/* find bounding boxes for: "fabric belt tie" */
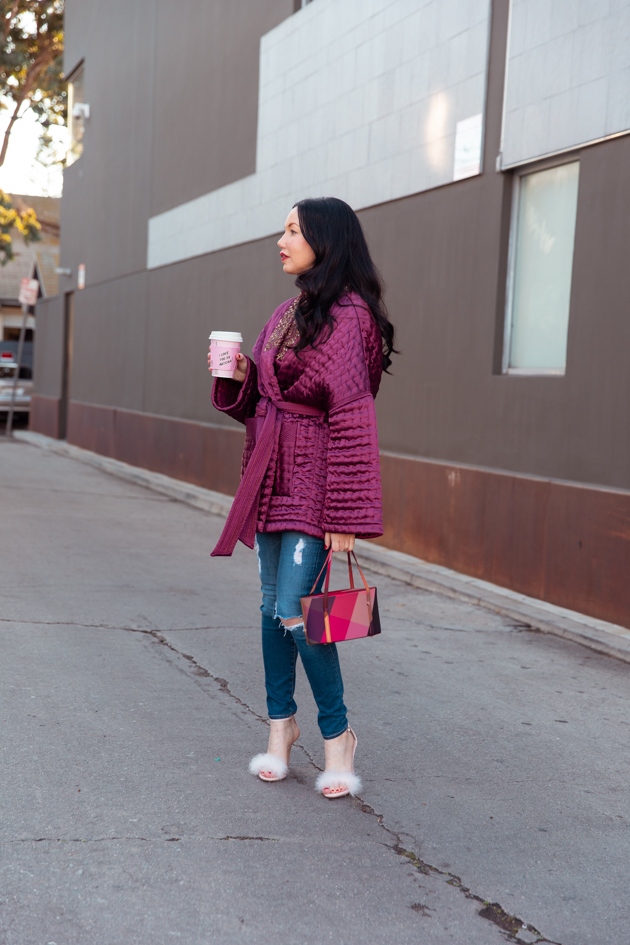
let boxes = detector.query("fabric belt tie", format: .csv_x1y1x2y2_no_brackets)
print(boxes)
211,396,326,557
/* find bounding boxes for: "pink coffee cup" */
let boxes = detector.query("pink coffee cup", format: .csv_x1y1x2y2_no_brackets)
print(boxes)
209,331,243,378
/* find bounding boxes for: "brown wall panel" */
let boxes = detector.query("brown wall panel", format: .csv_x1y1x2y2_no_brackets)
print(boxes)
150,0,293,216
69,272,149,411
61,0,293,288
66,236,295,426
30,394,60,439
377,452,630,629
67,401,244,496
33,295,64,398
61,0,157,286
360,139,630,492
143,239,296,424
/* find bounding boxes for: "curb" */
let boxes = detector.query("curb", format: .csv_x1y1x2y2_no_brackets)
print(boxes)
14,430,233,518
15,429,630,665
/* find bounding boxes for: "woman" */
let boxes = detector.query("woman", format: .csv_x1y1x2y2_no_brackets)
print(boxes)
209,197,394,798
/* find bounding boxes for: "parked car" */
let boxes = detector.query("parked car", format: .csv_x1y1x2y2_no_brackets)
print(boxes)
0,351,32,415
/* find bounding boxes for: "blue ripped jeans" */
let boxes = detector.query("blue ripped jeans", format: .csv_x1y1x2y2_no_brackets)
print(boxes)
255,531,348,740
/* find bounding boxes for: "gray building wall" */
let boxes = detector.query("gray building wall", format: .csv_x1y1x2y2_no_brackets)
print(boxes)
501,0,630,167
52,0,630,488
60,0,293,286
33,295,64,399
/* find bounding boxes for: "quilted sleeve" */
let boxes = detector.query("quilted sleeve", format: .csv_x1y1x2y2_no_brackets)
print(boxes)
211,356,260,424
321,309,383,538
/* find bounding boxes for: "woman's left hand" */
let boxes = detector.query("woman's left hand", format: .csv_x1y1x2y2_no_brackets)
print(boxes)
324,532,355,553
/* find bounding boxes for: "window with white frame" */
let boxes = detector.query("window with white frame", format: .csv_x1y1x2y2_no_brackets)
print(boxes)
66,64,86,166
503,161,580,375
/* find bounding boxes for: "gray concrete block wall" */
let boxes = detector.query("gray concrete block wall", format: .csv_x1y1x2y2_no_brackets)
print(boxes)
502,0,630,167
148,0,491,268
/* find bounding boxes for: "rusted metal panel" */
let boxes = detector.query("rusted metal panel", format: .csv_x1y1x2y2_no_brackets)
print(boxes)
67,401,115,458
544,482,630,625
378,452,630,629
67,400,244,497
30,394,60,439
113,406,244,496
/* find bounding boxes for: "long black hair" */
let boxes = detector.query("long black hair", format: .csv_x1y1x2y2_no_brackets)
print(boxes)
291,197,396,372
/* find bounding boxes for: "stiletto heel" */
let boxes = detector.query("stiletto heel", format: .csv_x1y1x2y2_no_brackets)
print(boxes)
249,716,299,782
316,727,361,798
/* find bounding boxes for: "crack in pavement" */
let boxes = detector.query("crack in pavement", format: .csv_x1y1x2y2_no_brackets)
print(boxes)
0,618,253,631
389,841,560,944
143,629,272,725
128,626,563,945
0,618,155,630
5,836,279,843
6,837,150,843
0,615,565,943
0,616,561,939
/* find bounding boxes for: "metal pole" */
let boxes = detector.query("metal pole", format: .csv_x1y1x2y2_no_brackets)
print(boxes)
5,302,28,437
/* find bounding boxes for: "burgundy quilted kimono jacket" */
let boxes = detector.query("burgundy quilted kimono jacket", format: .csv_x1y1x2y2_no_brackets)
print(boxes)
211,292,383,555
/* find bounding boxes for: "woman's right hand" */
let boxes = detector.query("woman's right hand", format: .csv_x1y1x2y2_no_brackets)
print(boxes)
231,352,248,383
207,349,248,383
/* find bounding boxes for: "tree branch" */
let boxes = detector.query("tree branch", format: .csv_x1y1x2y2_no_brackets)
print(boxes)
2,0,21,44
0,41,57,168
0,97,26,168
0,1,65,168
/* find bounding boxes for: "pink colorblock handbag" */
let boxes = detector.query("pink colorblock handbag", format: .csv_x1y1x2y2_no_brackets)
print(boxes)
301,550,381,645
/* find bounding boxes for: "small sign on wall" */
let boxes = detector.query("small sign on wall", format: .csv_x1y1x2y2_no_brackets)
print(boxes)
453,114,483,181
18,277,39,306
78,263,86,289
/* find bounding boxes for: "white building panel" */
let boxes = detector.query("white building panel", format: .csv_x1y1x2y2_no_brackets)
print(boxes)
148,0,490,269
501,0,630,168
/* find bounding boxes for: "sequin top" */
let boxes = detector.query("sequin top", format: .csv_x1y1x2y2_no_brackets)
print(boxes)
264,297,301,363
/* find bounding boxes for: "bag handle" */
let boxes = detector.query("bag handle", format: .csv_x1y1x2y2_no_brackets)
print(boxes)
307,549,374,642
309,549,371,602
309,549,334,596
308,549,370,595
349,550,370,596
349,550,373,628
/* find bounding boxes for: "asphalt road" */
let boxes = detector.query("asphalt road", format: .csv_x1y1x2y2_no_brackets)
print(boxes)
1,438,628,945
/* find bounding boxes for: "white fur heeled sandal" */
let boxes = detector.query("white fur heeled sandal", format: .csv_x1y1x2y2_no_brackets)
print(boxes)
250,716,299,782
316,727,361,799
249,752,289,782
315,768,362,798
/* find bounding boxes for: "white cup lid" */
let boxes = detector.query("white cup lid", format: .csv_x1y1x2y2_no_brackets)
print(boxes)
209,331,243,342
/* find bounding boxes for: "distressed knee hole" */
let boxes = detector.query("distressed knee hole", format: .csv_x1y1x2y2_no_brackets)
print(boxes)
293,538,305,565
279,615,304,632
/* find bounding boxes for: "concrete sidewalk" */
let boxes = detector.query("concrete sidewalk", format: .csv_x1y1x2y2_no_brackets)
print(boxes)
2,436,629,945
